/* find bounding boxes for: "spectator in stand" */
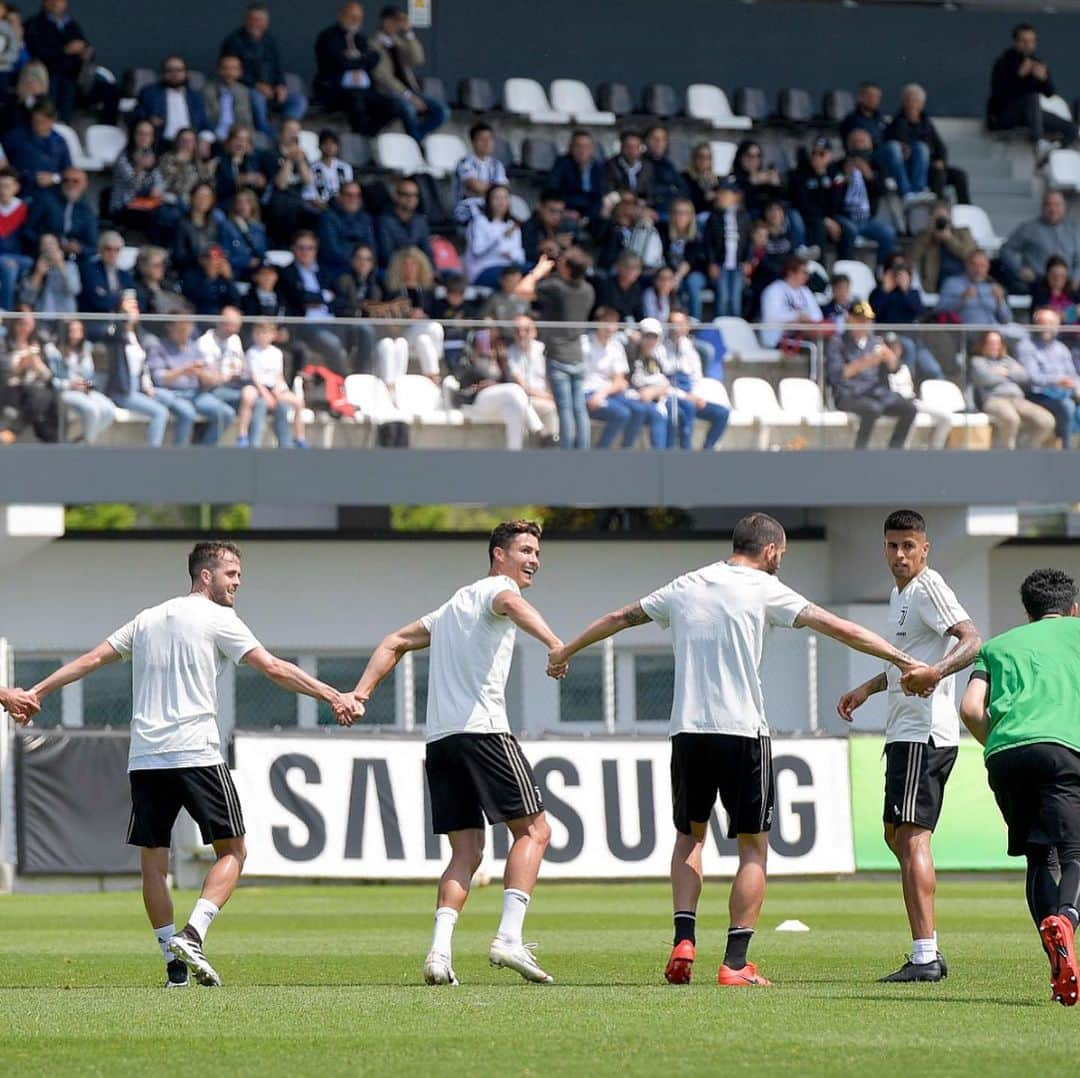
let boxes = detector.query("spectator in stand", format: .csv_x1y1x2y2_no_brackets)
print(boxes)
595,190,662,273
78,230,132,316
147,316,237,445
276,229,336,317
238,319,306,447
136,55,210,145
515,249,594,449
45,317,115,442
383,243,434,314
837,128,896,260
506,313,558,441
789,137,848,259
869,254,943,385
219,187,268,280
241,259,284,318
605,131,655,204
196,304,260,428
304,130,353,209
2,99,70,200
5,61,49,131
840,80,891,176
481,265,529,336
704,177,751,319
758,254,824,348
332,241,380,366
316,180,374,281
371,4,448,145
682,142,720,216
133,244,190,315
643,264,679,323
937,248,1010,324
464,183,524,288
662,196,707,320
214,123,270,206
760,200,800,275
431,275,470,374
886,84,970,205
376,175,432,268
203,53,254,144
988,22,1078,150
733,139,792,226
172,181,223,296
821,273,853,325
743,218,773,318
188,244,241,315
1032,255,1080,319
826,300,917,450
909,198,976,293
522,191,575,265
1001,191,1080,295
0,313,58,442
881,333,953,450
627,318,680,449
644,125,687,220
583,306,648,449
108,120,164,233
1018,307,1080,449
594,250,645,323
219,3,307,138
969,328,1056,449
19,230,79,312
547,130,605,224
314,2,387,136
23,0,118,123
453,122,507,225
264,118,316,248
666,310,730,450
0,169,31,311
157,128,217,238
0,5,25,99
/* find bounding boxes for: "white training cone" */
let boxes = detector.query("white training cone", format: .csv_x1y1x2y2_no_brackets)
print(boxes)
775,919,810,932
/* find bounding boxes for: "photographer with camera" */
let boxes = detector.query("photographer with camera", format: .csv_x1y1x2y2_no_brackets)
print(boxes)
870,255,944,387
910,199,976,294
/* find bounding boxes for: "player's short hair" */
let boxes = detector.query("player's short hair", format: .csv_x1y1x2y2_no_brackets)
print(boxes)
883,509,926,535
1020,568,1077,620
731,513,786,556
488,520,542,564
188,540,242,581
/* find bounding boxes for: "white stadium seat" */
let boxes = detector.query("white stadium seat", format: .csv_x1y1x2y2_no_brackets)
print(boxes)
918,379,990,430
950,205,1004,256
393,374,464,427
686,84,752,130
549,79,615,125
713,317,782,363
83,124,127,168
708,140,738,176
831,259,877,303
53,123,100,172
298,129,319,161
503,78,570,124
1041,94,1074,123
344,374,408,426
117,246,139,272
264,249,294,268
423,132,468,178
778,378,849,428
375,132,434,175
1045,149,1080,192
731,376,801,449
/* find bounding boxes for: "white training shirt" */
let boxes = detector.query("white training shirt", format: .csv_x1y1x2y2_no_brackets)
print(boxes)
246,344,286,389
107,594,261,770
639,561,809,738
884,567,969,747
420,574,520,742
582,333,630,395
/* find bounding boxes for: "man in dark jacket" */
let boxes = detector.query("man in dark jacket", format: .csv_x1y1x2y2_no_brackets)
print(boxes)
547,130,606,223
25,167,97,263
275,231,336,317
23,0,119,123
987,22,1077,146
868,255,943,386
604,131,655,205
375,176,432,268
644,125,687,220
316,181,375,280
840,82,888,150
314,1,395,135
2,101,71,202
836,129,896,260
79,231,134,319
136,56,210,145
522,191,576,264
789,137,848,257
219,2,307,136
883,84,969,204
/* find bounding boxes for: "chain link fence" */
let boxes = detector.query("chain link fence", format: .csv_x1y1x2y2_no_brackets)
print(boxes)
235,656,298,730
633,651,675,725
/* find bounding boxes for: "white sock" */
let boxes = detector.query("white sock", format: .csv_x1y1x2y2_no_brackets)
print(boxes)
496,888,530,944
154,922,175,961
912,937,937,965
431,907,458,958
188,898,220,943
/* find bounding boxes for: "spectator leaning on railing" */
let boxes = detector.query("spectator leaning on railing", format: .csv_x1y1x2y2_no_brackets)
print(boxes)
1017,307,1080,450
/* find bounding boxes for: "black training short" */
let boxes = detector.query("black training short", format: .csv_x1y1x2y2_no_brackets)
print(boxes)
882,739,957,831
424,732,543,834
986,741,1080,857
670,732,773,838
127,763,246,848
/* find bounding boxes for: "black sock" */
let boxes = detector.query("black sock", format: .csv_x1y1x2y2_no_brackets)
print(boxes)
1026,846,1058,929
673,910,696,946
182,923,203,945
723,926,754,970
1057,858,1080,928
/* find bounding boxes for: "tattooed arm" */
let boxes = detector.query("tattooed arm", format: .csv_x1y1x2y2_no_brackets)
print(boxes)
546,602,652,678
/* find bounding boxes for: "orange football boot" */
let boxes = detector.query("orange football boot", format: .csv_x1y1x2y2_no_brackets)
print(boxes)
664,940,695,984
717,961,772,986
1039,914,1079,1007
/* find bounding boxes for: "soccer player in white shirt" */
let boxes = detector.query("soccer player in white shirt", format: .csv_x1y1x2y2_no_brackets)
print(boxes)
18,542,358,988
837,509,981,982
344,521,563,987
548,513,928,987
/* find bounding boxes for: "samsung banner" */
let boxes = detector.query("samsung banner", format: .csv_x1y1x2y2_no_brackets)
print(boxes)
233,736,855,879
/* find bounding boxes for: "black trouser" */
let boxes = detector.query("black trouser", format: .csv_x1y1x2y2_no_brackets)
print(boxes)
0,382,59,442
52,73,120,126
996,95,1078,144
837,391,918,449
930,163,970,206
326,87,399,136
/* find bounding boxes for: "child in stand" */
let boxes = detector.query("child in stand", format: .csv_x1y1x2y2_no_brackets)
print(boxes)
821,273,853,327
304,129,354,210
238,321,308,448
433,275,473,374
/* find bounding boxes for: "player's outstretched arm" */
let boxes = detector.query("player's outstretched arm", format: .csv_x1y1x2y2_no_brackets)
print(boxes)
837,672,888,723
959,674,990,745
351,620,431,723
547,602,651,677
0,686,41,725
493,592,563,654
900,620,982,697
795,604,923,672
244,647,359,725
29,642,122,710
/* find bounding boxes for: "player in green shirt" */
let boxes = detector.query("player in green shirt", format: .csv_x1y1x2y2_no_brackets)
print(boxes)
960,568,1080,1007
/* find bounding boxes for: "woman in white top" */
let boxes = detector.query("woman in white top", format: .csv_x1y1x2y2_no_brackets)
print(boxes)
505,314,557,437
237,321,307,448
45,318,117,443
464,184,525,288
582,306,651,449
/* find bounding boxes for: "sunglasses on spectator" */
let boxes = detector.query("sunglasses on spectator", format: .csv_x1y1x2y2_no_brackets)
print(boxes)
356,254,374,261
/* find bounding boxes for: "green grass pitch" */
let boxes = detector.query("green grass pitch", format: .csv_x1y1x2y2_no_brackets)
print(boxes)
1,878,1076,1075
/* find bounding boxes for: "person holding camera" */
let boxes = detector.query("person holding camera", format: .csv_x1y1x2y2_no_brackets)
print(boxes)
869,255,944,386
19,231,80,313
910,199,976,294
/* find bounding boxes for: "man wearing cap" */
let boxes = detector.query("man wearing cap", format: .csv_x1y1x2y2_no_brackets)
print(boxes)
825,301,918,449
790,137,848,258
